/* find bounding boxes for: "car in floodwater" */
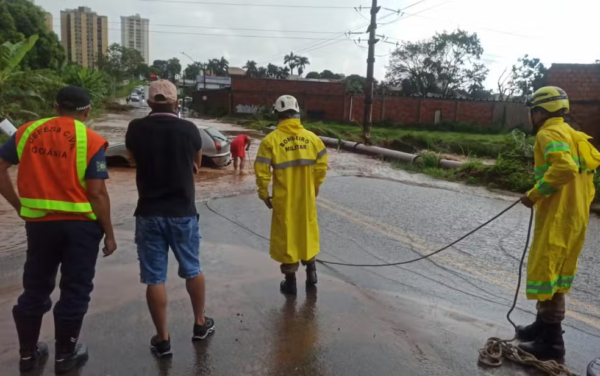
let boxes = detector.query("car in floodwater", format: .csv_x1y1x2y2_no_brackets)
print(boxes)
105,126,232,168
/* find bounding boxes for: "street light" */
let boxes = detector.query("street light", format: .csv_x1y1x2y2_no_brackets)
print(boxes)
181,51,206,90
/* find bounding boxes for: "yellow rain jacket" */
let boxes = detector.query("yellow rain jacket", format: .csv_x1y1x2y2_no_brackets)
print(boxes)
254,118,328,264
526,117,596,301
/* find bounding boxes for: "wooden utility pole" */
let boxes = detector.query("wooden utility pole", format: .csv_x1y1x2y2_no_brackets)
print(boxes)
362,0,380,144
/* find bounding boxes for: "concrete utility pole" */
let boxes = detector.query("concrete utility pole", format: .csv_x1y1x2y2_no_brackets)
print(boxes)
363,0,380,144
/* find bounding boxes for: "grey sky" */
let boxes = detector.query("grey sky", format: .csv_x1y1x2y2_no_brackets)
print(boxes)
39,0,598,88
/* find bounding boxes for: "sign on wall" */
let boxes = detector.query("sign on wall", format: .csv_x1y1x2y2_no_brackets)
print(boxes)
236,104,264,114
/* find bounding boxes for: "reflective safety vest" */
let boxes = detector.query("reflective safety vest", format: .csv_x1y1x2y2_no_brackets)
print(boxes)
15,117,108,220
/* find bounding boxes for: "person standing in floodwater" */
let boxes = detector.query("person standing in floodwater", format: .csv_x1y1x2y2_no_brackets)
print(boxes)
254,95,328,295
231,134,251,173
0,86,116,374
126,79,215,358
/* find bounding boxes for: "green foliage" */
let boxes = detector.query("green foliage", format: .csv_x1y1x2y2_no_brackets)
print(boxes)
62,67,111,104
386,29,488,98
0,34,56,123
0,0,65,70
184,62,203,80
97,44,145,82
305,71,321,79
417,151,441,169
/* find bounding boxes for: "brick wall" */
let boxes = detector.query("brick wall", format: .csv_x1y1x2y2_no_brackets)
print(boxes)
231,76,347,121
349,95,524,128
547,64,600,141
191,76,528,128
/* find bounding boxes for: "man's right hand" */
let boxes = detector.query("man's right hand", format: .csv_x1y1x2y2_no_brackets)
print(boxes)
103,235,117,257
263,198,273,210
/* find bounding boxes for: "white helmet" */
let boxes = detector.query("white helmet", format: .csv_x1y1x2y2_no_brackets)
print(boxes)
273,95,300,113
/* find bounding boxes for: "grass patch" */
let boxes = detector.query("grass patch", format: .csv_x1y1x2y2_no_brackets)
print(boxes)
236,118,517,159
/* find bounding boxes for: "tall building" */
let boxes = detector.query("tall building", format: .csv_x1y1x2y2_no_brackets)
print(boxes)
60,7,108,68
44,12,53,32
121,14,149,64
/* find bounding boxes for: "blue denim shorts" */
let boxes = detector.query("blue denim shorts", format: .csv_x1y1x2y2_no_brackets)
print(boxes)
135,216,202,285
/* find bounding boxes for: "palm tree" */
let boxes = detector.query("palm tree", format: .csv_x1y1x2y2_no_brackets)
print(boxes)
206,59,219,76
257,67,268,78
267,63,279,78
295,56,310,76
284,52,297,75
244,60,258,77
217,57,229,76
277,66,290,80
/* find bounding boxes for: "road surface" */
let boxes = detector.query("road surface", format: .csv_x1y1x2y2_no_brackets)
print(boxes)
0,111,598,375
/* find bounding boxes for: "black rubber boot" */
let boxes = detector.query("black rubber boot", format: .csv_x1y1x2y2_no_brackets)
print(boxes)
588,357,600,376
516,314,544,342
518,322,565,363
280,273,297,296
13,308,46,373
306,262,318,287
55,343,89,375
19,342,49,373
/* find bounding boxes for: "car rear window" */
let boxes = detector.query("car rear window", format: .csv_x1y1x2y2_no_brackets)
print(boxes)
204,127,228,142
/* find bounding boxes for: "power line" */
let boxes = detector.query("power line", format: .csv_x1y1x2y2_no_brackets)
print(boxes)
106,28,349,41
139,0,364,9
53,18,342,34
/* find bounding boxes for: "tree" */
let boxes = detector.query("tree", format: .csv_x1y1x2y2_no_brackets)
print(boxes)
184,62,204,80
284,52,297,75
267,63,279,78
257,66,268,78
0,34,56,121
97,44,145,82
63,66,110,104
295,56,310,76
151,60,169,79
306,71,321,79
345,74,367,94
386,29,489,98
244,60,258,77
510,55,547,98
216,56,229,76
166,58,182,81
320,70,344,80
0,1,65,70
276,66,290,79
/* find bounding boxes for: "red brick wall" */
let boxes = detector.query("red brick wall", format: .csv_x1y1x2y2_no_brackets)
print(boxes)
458,102,495,125
350,96,498,126
547,64,600,101
192,76,520,127
230,76,346,121
547,64,600,141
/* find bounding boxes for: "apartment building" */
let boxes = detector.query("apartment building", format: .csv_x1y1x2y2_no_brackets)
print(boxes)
121,14,150,63
60,7,108,68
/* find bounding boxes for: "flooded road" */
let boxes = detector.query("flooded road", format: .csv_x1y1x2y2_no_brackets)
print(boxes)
0,110,598,375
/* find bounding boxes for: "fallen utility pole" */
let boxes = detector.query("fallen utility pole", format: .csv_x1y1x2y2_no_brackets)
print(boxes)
362,0,380,145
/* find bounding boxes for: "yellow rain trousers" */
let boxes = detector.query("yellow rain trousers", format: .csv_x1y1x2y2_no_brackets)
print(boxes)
526,117,596,301
254,119,328,264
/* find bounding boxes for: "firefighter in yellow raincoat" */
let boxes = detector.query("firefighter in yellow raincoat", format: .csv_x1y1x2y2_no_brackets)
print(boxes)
517,86,597,362
254,95,328,295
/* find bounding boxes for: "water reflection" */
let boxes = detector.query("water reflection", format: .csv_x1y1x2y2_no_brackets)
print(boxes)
270,288,322,375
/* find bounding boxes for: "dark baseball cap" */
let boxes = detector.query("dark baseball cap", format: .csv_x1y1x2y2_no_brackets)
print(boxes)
55,86,91,111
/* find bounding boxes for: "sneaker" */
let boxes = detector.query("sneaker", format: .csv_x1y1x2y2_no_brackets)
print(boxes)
150,336,172,358
55,343,89,375
19,342,49,373
192,318,216,341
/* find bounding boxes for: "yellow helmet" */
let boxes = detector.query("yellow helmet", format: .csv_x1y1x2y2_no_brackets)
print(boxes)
526,86,570,114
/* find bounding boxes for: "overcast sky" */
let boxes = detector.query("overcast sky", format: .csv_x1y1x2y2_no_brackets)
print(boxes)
39,0,598,89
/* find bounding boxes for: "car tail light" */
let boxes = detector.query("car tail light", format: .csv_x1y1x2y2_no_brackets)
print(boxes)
214,141,222,152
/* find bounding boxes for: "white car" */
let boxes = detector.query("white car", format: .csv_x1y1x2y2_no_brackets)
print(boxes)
105,126,232,168
129,93,140,102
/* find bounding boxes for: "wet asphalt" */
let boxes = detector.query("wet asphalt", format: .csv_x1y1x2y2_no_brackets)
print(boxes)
0,113,598,375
